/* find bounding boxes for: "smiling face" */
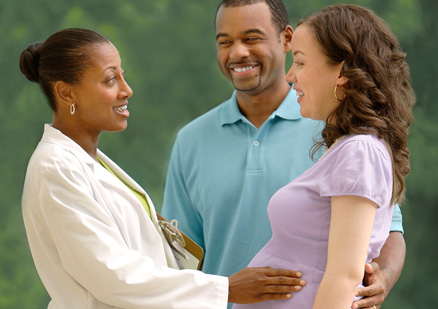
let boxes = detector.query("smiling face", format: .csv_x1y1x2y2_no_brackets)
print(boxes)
286,25,345,122
215,3,290,96
70,42,133,135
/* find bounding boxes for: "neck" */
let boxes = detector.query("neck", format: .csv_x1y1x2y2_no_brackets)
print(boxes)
236,82,291,128
52,115,100,162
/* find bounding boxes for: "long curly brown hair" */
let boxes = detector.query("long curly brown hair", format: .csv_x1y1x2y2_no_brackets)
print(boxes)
300,4,415,204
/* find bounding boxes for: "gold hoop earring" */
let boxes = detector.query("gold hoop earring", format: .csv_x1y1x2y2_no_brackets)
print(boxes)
334,84,346,102
70,104,75,115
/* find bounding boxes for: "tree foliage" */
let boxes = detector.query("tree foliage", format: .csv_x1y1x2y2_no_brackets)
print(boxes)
0,0,436,307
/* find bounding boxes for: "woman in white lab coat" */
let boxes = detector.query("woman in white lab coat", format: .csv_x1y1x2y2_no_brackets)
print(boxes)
19,28,304,309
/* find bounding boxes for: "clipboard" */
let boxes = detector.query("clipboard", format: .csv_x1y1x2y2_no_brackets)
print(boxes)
157,213,204,270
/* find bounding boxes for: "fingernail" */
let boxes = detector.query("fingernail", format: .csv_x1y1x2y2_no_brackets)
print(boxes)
296,272,302,277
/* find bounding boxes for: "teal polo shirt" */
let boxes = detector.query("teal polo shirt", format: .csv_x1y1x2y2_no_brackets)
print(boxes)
162,88,403,279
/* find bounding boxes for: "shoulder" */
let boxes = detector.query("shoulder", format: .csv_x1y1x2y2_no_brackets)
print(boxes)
319,134,393,206
23,141,92,208
328,134,393,185
28,125,90,171
175,100,229,141
339,134,391,161
29,141,79,170
26,130,93,183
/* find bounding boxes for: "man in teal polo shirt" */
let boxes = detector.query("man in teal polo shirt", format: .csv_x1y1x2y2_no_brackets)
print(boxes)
162,1,405,308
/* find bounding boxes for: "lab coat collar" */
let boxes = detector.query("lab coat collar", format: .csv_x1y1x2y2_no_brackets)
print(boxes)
41,124,96,166
40,124,160,223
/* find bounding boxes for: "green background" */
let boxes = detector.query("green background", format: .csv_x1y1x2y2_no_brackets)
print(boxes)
1,0,437,307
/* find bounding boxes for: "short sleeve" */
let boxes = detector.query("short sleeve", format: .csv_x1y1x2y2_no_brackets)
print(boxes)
319,138,393,208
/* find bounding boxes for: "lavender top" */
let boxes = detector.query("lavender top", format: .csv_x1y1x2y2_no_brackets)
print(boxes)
233,134,394,309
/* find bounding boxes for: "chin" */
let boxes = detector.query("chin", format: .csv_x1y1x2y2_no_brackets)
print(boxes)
108,123,128,133
118,124,128,132
299,110,309,119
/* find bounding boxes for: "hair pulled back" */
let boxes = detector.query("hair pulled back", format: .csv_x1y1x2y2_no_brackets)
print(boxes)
19,28,110,111
301,5,415,204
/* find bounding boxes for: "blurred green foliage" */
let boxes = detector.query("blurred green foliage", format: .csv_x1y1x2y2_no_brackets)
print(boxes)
0,0,436,307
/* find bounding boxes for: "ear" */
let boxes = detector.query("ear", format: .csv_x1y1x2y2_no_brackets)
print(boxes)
54,81,74,106
336,61,349,86
282,25,293,53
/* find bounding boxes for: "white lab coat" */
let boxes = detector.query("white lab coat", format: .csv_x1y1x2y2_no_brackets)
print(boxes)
22,124,228,309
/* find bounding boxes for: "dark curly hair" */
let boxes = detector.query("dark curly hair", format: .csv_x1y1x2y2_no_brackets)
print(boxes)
300,4,415,204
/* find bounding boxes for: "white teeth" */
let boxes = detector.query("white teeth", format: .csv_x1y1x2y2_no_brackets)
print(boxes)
233,66,254,72
115,105,127,112
296,91,304,97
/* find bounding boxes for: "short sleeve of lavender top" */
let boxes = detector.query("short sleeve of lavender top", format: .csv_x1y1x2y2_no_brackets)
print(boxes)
318,134,393,207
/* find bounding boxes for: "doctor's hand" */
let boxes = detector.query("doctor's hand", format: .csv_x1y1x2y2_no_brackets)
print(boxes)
228,267,306,304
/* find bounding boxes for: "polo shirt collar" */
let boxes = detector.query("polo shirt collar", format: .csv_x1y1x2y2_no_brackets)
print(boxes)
273,86,303,120
219,91,242,125
219,87,302,126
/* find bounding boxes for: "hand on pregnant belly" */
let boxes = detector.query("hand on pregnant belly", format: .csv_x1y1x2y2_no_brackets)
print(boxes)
228,266,306,304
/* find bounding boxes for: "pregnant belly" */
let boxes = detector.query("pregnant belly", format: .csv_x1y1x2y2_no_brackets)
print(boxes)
233,251,325,309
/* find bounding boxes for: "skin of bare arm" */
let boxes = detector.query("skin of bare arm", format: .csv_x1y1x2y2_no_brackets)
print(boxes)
313,195,377,309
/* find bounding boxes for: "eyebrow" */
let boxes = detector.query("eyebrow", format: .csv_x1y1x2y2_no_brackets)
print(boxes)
216,28,265,41
102,66,118,73
101,66,121,77
293,50,305,56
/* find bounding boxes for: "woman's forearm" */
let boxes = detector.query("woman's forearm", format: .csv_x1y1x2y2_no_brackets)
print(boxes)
315,195,377,308
314,270,363,308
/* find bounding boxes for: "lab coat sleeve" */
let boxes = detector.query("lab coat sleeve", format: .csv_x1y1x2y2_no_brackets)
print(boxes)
36,156,228,308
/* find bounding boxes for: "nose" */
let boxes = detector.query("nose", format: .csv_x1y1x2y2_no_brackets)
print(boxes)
121,77,133,99
229,41,250,60
285,64,296,84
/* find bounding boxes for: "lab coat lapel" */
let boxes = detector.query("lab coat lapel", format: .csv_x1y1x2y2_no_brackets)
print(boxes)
95,150,180,269
95,151,157,217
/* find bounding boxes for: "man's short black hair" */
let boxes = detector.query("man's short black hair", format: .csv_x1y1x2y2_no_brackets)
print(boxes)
216,0,289,33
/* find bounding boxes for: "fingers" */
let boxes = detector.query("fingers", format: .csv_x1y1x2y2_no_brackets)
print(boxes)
355,282,384,297
262,284,302,295
256,292,293,302
263,274,306,287
228,267,306,304
264,267,303,278
266,278,306,290
261,267,306,291
352,294,383,309
353,286,384,309
257,268,306,300
365,262,380,274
